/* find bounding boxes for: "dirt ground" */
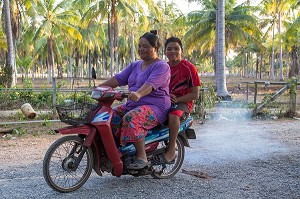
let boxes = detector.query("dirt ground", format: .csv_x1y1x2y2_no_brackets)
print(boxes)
0,114,299,198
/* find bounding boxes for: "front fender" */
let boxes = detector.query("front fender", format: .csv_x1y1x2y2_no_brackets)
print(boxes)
55,125,104,176
54,125,91,135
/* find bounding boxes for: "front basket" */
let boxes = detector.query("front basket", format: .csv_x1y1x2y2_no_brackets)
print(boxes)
56,102,99,126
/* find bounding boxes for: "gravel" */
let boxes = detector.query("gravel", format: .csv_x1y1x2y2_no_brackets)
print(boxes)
0,118,299,199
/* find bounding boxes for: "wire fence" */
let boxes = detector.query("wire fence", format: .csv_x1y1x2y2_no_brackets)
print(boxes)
0,78,299,125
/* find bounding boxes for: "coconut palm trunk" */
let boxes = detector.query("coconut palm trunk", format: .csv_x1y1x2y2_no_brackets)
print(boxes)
270,21,276,81
216,0,229,99
3,0,16,87
278,11,284,81
130,33,135,62
47,34,55,82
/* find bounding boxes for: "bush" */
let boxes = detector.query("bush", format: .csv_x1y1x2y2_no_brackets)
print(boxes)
0,65,12,88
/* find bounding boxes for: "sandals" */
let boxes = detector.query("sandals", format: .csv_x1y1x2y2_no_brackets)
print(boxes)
127,158,149,170
152,154,176,165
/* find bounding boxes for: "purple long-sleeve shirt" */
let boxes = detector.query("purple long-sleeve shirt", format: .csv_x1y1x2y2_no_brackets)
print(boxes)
115,60,171,123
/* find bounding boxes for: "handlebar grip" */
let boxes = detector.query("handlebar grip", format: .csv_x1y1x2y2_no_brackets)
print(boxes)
122,93,129,98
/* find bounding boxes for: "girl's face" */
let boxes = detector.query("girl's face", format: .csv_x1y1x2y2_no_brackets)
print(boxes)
138,38,157,61
165,42,182,62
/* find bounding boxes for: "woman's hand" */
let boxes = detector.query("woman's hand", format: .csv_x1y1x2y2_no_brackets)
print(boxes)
170,94,177,103
128,91,142,102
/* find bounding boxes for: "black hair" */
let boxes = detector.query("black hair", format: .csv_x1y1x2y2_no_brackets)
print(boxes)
164,36,183,51
140,30,161,50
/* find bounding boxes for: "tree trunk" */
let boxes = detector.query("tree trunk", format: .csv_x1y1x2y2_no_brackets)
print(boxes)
243,51,247,77
108,12,114,76
285,50,289,78
278,11,284,81
47,35,55,83
114,8,119,74
68,56,72,78
88,49,91,85
215,11,218,88
289,46,299,77
109,0,117,76
270,22,275,81
260,53,263,79
75,48,79,78
46,58,51,82
131,33,135,62
255,54,259,79
80,58,84,81
3,0,16,87
216,0,229,98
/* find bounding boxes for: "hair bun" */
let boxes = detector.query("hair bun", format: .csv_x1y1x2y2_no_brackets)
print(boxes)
150,30,158,36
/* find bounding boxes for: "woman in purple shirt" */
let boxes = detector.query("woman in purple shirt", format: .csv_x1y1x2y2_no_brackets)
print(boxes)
99,30,171,170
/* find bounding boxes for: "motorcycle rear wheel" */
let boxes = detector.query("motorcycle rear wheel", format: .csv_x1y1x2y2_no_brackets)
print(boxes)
150,136,185,179
43,135,93,193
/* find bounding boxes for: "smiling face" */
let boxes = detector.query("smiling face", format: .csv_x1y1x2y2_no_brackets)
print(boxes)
138,38,157,61
165,41,182,63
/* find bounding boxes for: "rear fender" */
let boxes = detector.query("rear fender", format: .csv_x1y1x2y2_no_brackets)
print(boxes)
178,127,196,147
178,133,190,147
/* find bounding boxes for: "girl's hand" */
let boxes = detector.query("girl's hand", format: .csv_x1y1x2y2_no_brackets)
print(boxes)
170,94,177,103
128,91,141,102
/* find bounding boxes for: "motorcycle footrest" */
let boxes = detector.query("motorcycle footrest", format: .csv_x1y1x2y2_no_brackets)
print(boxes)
185,128,196,139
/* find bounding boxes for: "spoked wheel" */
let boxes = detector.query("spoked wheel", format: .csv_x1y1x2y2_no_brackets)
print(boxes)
150,136,185,179
43,136,93,193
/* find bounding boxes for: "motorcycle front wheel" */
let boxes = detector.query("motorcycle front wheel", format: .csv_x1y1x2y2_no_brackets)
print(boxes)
43,135,93,193
150,136,185,179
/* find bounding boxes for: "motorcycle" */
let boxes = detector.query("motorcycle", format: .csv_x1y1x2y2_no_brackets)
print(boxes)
43,85,196,193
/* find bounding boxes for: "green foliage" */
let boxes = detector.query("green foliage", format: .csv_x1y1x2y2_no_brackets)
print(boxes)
0,65,12,88
8,111,26,120
42,118,51,127
288,77,297,95
200,83,217,108
36,90,52,105
0,78,94,110
18,78,34,102
247,102,256,109
192,83,217,119
12,127,27,136
57,79,68,89
8,89,19,100
47,130,56,135
262,93,272,103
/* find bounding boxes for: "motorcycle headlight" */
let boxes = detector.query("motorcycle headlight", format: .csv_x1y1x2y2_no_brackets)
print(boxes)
91,90,103,99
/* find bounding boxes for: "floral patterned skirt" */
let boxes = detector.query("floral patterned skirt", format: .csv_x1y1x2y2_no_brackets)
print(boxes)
111,104,159,146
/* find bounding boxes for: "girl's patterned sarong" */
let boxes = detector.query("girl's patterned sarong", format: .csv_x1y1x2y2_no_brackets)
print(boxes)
111,105,159,146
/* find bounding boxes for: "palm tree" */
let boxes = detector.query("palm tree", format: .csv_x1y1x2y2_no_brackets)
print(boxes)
147,0,185,57
285,0,300,77
75,0,150,76
185,0,260,97
111,0,155,74
3,0,16,87
32,0,82,82
259,0,292,81
215,0,229,98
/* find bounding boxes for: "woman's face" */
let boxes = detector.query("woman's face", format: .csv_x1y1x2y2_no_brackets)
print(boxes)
165,42,182,62
138,38,157,61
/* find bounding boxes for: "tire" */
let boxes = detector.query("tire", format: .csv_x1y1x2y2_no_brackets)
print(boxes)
43,135,93,193
150,136,185,179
